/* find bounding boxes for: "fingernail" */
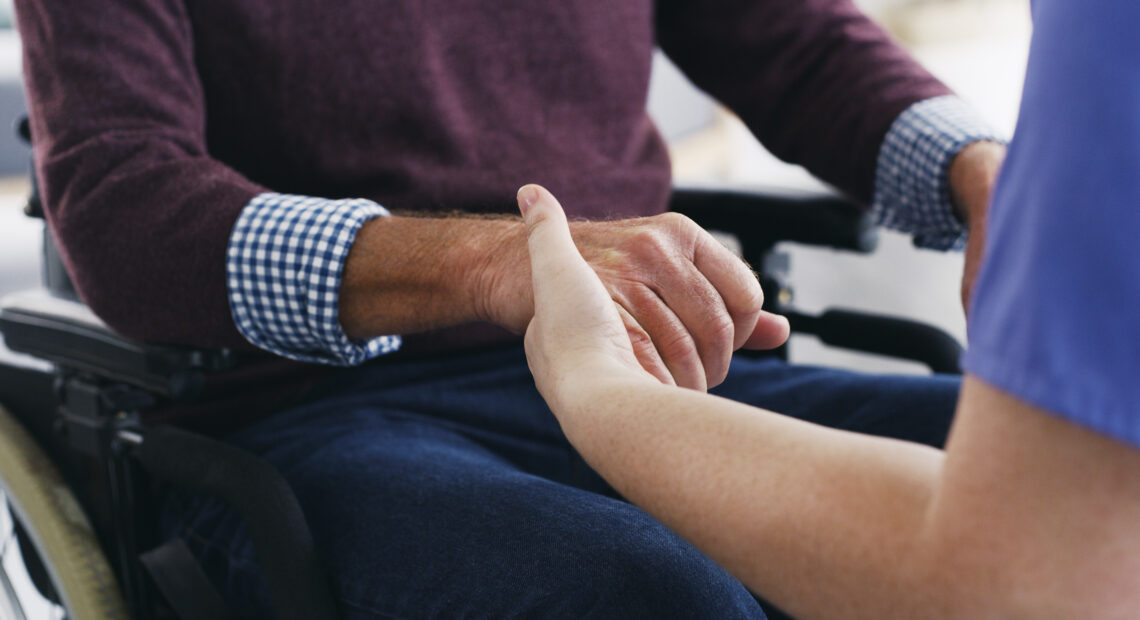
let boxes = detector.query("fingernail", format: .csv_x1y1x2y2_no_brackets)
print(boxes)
517,185,539,217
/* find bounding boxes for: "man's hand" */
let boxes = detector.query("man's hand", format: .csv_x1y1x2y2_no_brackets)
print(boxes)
948,141,1006,314
518,184,655,412
483,185,790,392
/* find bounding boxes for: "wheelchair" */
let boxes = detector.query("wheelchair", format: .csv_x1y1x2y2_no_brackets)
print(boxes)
0,118,962,620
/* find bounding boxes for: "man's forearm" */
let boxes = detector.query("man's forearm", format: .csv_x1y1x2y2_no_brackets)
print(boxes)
339,215,525,340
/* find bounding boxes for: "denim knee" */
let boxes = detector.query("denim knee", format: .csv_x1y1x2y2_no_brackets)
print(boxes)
531,521,766,619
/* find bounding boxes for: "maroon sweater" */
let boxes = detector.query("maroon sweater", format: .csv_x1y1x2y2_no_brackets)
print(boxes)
15,0,947,360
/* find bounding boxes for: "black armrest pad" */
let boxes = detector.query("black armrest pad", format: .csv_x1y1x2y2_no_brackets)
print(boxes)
0,290,234,400
788,309,963,374
669,186,878,254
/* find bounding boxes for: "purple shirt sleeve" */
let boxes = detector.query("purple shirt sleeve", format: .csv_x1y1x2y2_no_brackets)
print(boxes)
15,0,265,348
656,0,953,204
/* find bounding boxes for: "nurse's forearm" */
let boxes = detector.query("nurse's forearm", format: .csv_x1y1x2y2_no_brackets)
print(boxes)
558,374,1140,619
557,376,945,619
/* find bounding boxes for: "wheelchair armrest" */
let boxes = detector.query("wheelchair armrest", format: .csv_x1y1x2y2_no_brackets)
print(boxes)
669,186,878,255
788,309,963,374
0,290,235,400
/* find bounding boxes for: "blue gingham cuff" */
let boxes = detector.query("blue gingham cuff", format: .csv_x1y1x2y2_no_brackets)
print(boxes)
872,95,1007,251
226,193,401,365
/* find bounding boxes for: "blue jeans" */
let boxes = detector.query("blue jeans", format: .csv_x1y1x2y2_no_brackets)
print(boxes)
161,346,959,618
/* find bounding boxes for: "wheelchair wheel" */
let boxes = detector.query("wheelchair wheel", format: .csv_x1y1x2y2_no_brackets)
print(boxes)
0,404,127,620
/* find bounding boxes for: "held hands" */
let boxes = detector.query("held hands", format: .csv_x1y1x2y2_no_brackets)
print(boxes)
514,184,789,403
518,185,650,409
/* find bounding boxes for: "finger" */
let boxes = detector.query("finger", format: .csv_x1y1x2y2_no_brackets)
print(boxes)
517,184,621,333
614,302,676,387
743,311,791,350
648,264,733,387
618,286,707,391
692,230,767,350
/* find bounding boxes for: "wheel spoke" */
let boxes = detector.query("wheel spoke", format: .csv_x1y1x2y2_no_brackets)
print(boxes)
0,493,14,566
0,531,12,571
0,545,29,620
0,491,67,620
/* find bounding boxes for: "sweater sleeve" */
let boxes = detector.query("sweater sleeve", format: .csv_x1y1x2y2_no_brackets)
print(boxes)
15,0,266,348
655,0,952,204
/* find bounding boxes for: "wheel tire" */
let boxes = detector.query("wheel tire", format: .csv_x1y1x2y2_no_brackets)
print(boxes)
0,403,127,620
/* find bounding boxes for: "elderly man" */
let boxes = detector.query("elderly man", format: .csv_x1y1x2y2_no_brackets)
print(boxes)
16,0,1003,617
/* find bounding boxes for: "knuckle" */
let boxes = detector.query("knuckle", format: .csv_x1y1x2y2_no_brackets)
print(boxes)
617,238,678,281
702,319,734,381
740,281,766,314
706,313,736,346
657,330,698,365
625,324,655,350
658,211,693,229
629,227,672,254
658,213,699,244
526,210,551,231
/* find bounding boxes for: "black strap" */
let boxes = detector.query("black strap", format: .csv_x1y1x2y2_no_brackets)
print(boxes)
140,539,233,620
136,428,339,620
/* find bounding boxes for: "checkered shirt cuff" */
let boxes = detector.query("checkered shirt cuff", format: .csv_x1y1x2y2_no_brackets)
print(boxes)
226,193,401,365
872,95,1007,251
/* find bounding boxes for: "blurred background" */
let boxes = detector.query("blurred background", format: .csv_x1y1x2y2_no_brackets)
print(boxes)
647,0,1031,373
0,0,1031,373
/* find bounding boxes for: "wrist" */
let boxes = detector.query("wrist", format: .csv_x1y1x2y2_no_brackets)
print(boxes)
340,215,527,339
469,218,530,330
948,141,1006,228
550,370,666,438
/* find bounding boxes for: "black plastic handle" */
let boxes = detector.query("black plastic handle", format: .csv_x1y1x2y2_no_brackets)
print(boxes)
788,309,963,374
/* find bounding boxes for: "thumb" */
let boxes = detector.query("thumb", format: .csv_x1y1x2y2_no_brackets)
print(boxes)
517,185,611,316
742,310,791,350
518,184,577,265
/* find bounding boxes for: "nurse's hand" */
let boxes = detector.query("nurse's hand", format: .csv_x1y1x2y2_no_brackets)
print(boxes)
518,184,652,411
517,184,789,413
